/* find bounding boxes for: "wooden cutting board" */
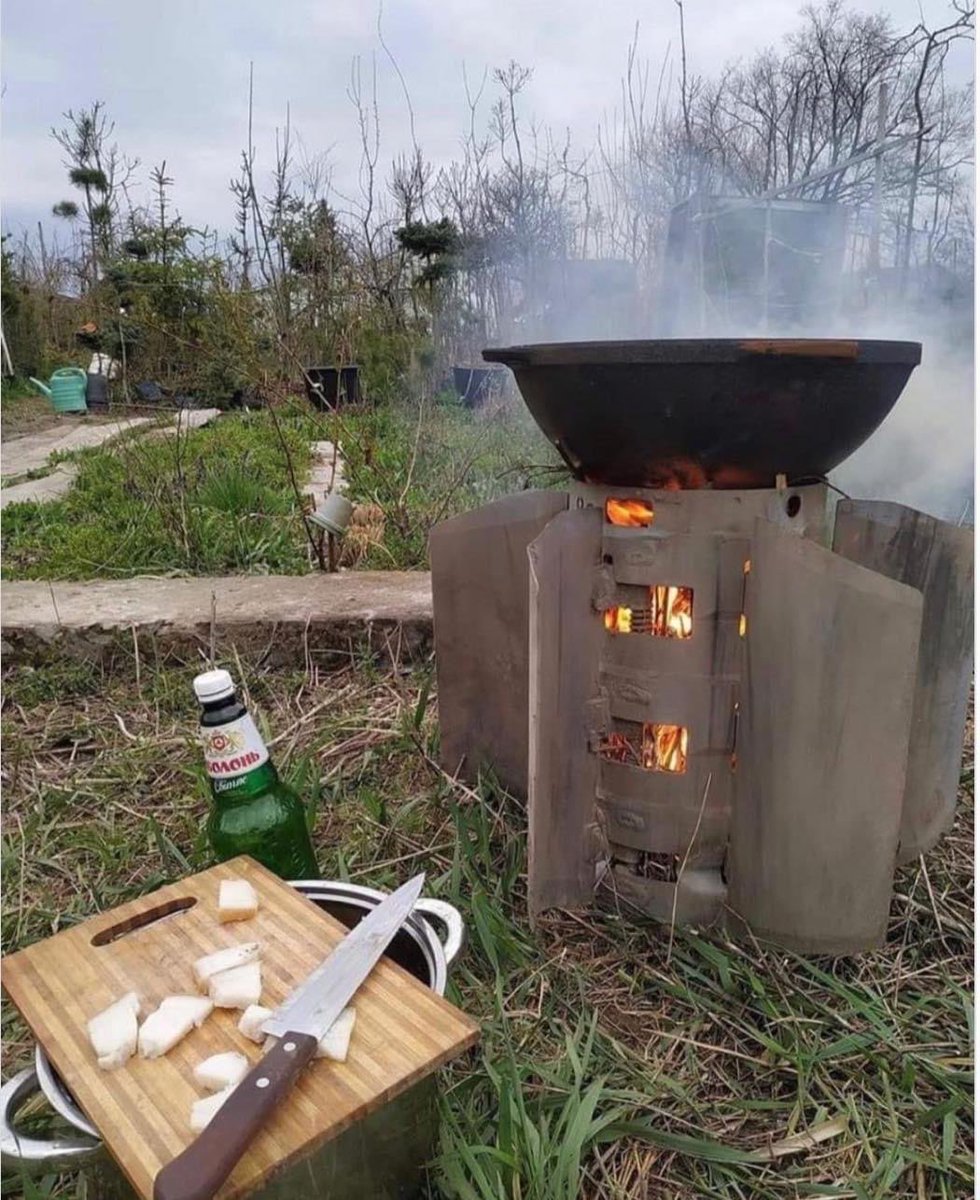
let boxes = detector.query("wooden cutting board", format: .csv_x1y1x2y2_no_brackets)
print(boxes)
2,857,479,1199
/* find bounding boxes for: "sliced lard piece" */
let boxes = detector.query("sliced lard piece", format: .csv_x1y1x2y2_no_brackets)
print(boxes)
315,1007,357,1062
218,879,260,923
208,961,262,1009
262,1007,357,1062
190,1086,235,1132
193,1051,250,1092
237,1004,274,1044
192,942,260,991
138,995,212,1058
88,991,142,1070
159,994,214,1027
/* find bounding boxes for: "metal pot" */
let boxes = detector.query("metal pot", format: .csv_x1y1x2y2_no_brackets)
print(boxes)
1,880,465,1197
483,338,922,488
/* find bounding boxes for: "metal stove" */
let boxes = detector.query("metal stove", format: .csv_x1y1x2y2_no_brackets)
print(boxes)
431,339,973,953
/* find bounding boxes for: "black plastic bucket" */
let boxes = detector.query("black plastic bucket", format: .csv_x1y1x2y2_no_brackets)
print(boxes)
305,365,361,410
453,366,503,409
85,373,109,410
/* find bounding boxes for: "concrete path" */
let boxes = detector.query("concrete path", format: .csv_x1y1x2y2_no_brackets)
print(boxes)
1,417,158,478
1,409,222,508
305,440,347,504
151,408,223,439
1,571,433,665
0,465,79,510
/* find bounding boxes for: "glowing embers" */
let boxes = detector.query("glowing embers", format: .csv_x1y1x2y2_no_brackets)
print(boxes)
604,606,633,634
603,586,694,639
598,721,690,774
605,497,653,527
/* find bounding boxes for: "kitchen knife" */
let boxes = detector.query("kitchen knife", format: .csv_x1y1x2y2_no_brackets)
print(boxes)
153,873,426,1200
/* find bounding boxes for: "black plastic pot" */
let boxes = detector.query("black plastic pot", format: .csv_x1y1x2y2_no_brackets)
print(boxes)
453,366,504,409
85,373,109,410
305,365,361,410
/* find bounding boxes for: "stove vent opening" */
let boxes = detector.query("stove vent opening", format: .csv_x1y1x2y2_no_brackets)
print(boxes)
603,586,694,638
598,719,690,773
739,558,751,637
605,497,653,527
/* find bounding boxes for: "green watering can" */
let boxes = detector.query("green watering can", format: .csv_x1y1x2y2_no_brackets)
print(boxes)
29,368,89,414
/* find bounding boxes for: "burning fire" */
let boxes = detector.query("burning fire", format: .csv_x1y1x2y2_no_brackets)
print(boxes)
652,586,693,638
598,723,689,773
604,607,633,633
597,731,637,765
604,586,693,639
739,558,751,637
605,498,653,527
644,723,689,773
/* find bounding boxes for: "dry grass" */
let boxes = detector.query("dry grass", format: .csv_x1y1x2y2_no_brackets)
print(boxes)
1,649,973,1199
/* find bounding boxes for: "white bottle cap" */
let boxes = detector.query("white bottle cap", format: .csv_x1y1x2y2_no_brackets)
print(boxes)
193,669,236,703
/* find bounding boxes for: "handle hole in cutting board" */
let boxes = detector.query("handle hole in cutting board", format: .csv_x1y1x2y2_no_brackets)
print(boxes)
92,897,197,946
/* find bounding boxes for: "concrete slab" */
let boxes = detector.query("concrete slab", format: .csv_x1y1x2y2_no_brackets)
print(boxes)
1,571,433,666
152,408,223,438
1,417,158,477
305,440,347,504
0,465,79,510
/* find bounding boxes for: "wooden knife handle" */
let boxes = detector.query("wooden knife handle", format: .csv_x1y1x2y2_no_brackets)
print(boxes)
153,1032,318,1200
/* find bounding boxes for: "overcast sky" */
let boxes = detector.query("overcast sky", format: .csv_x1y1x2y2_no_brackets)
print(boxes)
2,0,973,242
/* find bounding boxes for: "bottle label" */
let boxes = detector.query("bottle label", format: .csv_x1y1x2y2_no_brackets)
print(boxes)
202,714,270,779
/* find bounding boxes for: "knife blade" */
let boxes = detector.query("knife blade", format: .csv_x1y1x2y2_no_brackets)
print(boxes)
153,873,426,1200
261,873,425,1041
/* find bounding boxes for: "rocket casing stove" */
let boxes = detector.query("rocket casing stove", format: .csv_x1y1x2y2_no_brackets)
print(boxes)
430,339,973,955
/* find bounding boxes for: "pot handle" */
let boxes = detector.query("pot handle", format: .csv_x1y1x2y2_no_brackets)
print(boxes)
414,898,466,967
0,1066,102,1175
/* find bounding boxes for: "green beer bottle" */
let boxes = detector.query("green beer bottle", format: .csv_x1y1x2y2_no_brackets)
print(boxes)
193,670,319,880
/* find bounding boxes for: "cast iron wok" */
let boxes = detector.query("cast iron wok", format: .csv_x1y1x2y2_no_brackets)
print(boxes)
483,339,921,488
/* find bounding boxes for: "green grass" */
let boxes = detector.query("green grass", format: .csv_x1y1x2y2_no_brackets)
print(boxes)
0,651,972,1199
1,393,563,580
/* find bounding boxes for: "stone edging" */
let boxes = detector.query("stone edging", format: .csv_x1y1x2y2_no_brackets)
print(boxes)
1,572,434,667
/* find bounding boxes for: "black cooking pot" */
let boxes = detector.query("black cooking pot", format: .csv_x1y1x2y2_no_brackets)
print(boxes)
483,338,922,488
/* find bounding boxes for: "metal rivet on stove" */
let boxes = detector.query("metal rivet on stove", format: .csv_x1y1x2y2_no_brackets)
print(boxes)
256,1077,270,1088
284,1041,297,1052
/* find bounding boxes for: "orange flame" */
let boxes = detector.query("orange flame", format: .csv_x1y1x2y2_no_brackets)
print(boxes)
643,723,689,773
652,586,693,638
599,724,689,774
604,587,694,639
739,558,751,636
605,498,653,527
604,607,633,633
